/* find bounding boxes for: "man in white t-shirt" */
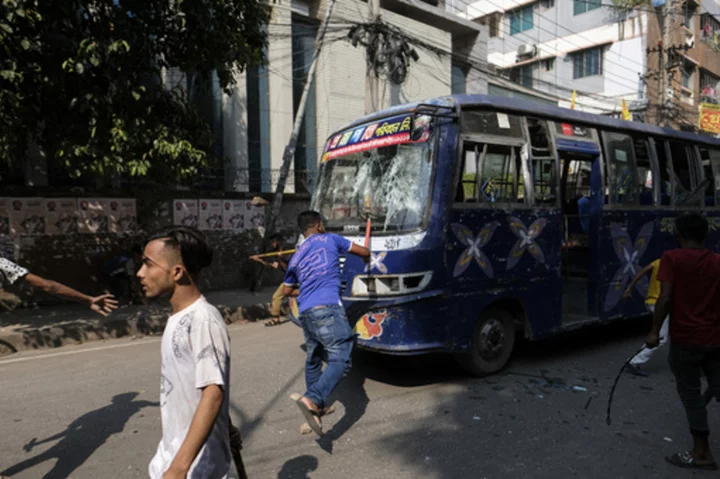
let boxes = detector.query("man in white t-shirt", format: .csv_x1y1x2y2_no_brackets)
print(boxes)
0,257,117,315
137,227,233,479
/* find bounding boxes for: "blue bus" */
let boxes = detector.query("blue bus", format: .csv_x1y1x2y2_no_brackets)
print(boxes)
308,94,720,376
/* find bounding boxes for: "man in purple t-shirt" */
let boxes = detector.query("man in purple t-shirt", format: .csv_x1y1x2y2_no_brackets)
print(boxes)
283,211,370,436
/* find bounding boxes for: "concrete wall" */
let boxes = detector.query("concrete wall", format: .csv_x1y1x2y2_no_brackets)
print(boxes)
6,195,310,298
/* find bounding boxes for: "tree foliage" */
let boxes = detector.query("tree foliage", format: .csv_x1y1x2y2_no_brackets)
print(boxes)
0,0,270,184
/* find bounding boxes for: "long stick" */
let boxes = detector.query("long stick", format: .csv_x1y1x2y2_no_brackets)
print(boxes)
363,195,372,248
253,249,296,259
606,345,646,426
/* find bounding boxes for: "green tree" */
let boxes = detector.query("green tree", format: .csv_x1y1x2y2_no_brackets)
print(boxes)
0,0,270,184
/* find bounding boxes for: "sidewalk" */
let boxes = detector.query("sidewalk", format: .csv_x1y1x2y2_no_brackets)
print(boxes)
0,288,277,356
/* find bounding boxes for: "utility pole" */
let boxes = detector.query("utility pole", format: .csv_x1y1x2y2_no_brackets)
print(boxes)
365,0,381,114
656,0,669,126
262,0,337,248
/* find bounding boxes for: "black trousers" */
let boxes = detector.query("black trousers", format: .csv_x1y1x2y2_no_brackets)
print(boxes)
669,343,720,437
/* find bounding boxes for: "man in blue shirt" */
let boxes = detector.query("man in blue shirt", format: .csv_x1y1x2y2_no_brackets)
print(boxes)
282,211,370,436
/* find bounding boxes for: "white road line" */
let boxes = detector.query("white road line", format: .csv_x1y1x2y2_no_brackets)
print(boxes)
0,338,161,366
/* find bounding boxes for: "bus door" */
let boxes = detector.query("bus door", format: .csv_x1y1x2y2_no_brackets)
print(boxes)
554,131,603,324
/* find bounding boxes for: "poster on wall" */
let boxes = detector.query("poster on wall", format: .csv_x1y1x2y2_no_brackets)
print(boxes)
245,201,265,232
0,198,9,236
78,198,111,234
44,198,79,235
9,198,45,235
222,199,246,232
173,199,198,228
198,199,223,231
108,198,137,233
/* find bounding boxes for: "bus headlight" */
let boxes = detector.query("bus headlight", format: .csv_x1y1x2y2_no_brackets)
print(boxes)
351,271,433,297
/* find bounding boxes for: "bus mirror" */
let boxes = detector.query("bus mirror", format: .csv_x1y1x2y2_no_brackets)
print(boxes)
409,114,430,141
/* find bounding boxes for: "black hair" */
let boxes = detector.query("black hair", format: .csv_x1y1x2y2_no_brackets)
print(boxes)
270,233,283,243
674,213,708,243
146,226,213,277
297,210,323,233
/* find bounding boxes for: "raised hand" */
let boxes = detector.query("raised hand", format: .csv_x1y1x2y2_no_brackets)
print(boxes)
89,293,119,317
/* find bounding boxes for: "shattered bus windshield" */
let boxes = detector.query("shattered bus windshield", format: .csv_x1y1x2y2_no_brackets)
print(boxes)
312,141,434,233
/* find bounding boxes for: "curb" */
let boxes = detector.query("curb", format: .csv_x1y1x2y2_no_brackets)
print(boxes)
0,301,275,357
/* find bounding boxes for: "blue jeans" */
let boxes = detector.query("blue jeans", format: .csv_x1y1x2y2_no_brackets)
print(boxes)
300,304,354,409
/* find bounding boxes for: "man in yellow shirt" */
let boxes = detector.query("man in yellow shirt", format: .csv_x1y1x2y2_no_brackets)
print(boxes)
623,258,667,376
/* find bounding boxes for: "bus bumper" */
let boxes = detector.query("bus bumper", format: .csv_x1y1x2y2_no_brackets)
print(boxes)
342,289,454,355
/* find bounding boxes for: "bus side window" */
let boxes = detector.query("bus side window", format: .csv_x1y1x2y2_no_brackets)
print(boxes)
653,139,672,205
456,143,481,203
633,137,654,205
527,117,558,205
480,144,525,204
699,147,720,206
601,131,639,205
668,141,696,205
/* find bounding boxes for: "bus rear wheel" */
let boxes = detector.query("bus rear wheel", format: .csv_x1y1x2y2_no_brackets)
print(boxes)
456,308,515,376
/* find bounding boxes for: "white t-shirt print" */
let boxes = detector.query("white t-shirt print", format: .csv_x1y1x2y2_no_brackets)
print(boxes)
149,297,232,479
0,257,29,288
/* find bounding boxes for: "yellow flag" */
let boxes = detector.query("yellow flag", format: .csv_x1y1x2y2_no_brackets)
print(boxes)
621,99,631,121
570,90,577,110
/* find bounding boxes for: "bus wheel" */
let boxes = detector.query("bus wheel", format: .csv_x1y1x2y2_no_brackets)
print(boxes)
456,308,515,376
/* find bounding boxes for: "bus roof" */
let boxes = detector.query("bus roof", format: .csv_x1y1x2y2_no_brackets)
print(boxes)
337,94,720,148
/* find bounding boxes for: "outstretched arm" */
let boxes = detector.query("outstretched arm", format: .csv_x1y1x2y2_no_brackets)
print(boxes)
646,281,672,348
349,243,371,260
23,274,118,316
249,255,267,267
623,263,654,299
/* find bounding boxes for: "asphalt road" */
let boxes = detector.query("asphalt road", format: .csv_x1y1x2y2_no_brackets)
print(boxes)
0,317,718,479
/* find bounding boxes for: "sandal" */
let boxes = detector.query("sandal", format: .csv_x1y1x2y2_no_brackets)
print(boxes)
293,396,324,437
300,406,336,435
265,317,287,327
666,451,718,470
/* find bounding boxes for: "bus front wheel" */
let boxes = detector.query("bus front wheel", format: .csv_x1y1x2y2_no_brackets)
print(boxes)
456,308,515,376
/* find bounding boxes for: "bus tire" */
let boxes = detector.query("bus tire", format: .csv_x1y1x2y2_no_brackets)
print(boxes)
455,308,515,377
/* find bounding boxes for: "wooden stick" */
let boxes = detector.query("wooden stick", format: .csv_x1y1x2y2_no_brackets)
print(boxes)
364,195,371,248
252,249,296,259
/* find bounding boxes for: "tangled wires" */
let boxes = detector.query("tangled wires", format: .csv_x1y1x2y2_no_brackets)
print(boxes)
348,21,419,85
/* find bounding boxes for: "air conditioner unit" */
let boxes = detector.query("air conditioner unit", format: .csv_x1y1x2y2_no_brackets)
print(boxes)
685,34,695,48
517,44,537,59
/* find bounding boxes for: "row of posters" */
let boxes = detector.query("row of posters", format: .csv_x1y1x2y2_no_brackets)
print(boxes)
0,198,137,235
173,199,265,232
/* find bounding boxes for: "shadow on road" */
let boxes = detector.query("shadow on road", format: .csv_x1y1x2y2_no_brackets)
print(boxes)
317,349,371,454
1,392,158,479
277,454,319,479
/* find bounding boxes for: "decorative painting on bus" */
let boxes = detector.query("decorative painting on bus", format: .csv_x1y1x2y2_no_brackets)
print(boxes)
321,114,431,162
365,251,388,274
603,221,654,312
451,222,499,278
354,310,389,340
507,217,548,270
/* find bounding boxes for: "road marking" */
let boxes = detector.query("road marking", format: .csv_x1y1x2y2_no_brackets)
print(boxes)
0,338,161,366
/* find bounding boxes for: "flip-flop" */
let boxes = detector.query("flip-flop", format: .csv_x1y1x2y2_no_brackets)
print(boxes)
300,405,336,434
294,397,324,437
666,451,718,470
265,318,288,327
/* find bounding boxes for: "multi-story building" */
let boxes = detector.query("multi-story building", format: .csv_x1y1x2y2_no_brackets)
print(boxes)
460,0,648,116
645,0,720,131
197,0,488,195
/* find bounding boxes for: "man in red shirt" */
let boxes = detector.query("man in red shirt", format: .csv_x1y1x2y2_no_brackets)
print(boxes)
646,213,720,471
